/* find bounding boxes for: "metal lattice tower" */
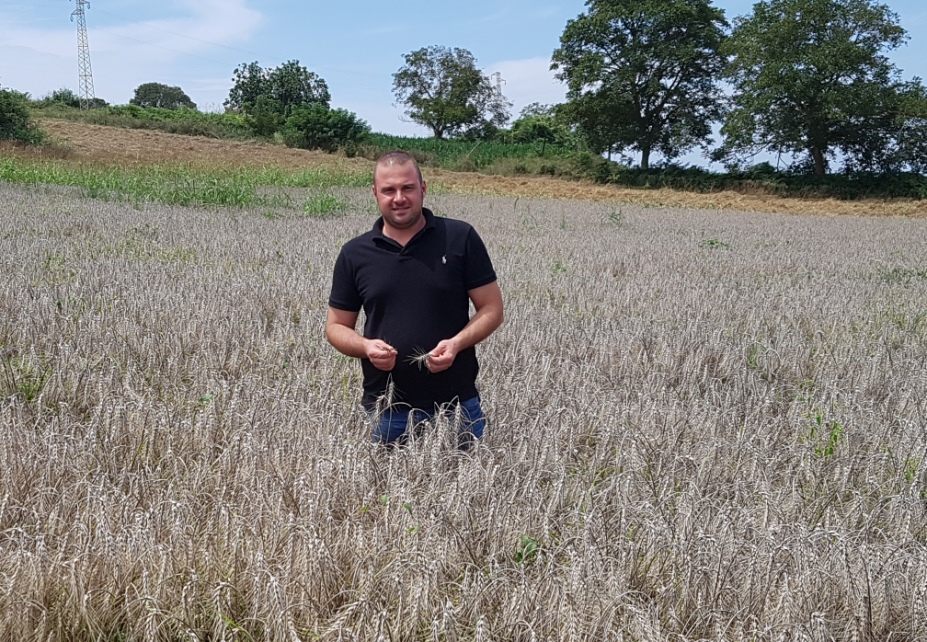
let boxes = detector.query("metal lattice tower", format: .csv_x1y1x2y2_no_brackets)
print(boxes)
70,0,96,109
491,72,505,96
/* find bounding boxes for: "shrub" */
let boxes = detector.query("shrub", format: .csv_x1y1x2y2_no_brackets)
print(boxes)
40,88,81,109
244,96,285,137
281,105,370,153
0,88,44,144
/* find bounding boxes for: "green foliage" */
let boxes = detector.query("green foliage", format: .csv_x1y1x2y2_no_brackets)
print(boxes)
571,160,927,199
514,535,540,565
244,96,285,138
2,355,50,403
33,103,252,139
281,104,370,152
552,0,727,169
362,133,574,171
301,191,349,217
720,0,916,175
0,157,368,208
807,409,844,459
0,88,44,144
392,46,511,139
699,238,731,250
877,266,927,285
130,82,196,110
225,60,330,133
39,88,81,108
508,103,578,153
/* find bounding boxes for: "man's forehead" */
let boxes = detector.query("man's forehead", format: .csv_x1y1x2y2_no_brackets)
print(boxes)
374,164,422,184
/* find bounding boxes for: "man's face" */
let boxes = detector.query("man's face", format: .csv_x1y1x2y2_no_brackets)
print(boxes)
373,162,426,232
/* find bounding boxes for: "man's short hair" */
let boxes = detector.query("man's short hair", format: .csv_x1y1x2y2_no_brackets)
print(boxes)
375,150,423,183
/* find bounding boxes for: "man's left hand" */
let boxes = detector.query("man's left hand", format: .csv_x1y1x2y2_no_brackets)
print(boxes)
425,339,458,373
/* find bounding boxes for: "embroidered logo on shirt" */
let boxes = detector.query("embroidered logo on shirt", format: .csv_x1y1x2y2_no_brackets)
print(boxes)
442,255,447,264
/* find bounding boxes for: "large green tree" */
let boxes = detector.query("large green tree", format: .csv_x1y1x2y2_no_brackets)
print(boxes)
392,46,510,139
551,0,727,169
719,0,919,175
130,82,196,110
225,60,330,118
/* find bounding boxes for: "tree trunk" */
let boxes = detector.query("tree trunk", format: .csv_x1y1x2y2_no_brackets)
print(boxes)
640,146,651,170
811,146,827,176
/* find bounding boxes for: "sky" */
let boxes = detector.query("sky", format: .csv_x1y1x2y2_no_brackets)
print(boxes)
1,0,926,165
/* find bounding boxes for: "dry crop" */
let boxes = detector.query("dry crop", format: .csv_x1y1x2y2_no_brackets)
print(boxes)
1,181,926,641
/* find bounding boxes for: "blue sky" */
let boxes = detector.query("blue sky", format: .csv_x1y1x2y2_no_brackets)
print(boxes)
1,0,925,157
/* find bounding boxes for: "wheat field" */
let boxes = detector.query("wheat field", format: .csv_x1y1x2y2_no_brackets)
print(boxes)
1,180,926,641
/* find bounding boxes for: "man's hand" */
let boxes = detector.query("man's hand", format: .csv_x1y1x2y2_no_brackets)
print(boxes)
422,281,503,375
365,340,397,371
327,308,397,371
425,339,458,373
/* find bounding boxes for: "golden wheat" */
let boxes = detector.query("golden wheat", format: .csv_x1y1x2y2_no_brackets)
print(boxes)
0,181,926,641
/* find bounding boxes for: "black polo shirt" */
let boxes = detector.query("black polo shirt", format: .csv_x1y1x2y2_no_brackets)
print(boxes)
329,208,497,410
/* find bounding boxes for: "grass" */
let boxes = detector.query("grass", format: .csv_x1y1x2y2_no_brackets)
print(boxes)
1,181,926,640
33,103,254,139
0,156,369,207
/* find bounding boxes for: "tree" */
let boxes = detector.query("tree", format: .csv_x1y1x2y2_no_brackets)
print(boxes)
225,60,330,120
836,79,927,174
719,0,914,175
130,82,196,110
509,103,576,151
392,46,510,139
0,87,44,144
551,0,727,169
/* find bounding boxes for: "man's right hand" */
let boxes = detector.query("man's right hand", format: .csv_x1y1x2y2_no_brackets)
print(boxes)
365,339,397,371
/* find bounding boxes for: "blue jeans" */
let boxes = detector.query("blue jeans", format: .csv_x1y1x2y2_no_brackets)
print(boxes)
370,396,485,448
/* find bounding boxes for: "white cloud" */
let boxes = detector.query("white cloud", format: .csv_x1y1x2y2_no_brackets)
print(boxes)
0,0,263,103
486,57,567,118
90,0,262,57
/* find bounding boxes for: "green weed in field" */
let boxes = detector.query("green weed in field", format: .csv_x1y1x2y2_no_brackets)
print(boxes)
0,157,367,208
514,535,540,565
605,208,625,226
699,238,732,250
302,192,349,218
2,355,51,403
807,408,845,459
877,266,927,285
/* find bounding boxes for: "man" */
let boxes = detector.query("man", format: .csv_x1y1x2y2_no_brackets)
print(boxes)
326,150,503,446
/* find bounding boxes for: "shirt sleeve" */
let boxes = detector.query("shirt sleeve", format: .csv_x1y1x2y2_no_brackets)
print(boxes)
328,247,362,311
464,227,497,291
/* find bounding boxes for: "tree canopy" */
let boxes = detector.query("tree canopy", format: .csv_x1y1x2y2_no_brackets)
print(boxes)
392,46,510,139
281,104,371,153
719,0,922,175
509,103,576,149
552,0,727,169
0,87,44,144
130,82,196,110
225,60,330,117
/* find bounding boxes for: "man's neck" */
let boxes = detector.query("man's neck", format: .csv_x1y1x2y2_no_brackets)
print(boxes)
382,215,427,247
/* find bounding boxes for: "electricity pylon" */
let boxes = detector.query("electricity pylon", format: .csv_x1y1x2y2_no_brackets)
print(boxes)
70,0,96,109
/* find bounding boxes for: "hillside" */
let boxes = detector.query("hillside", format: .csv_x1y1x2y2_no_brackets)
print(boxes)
7,118,926,217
